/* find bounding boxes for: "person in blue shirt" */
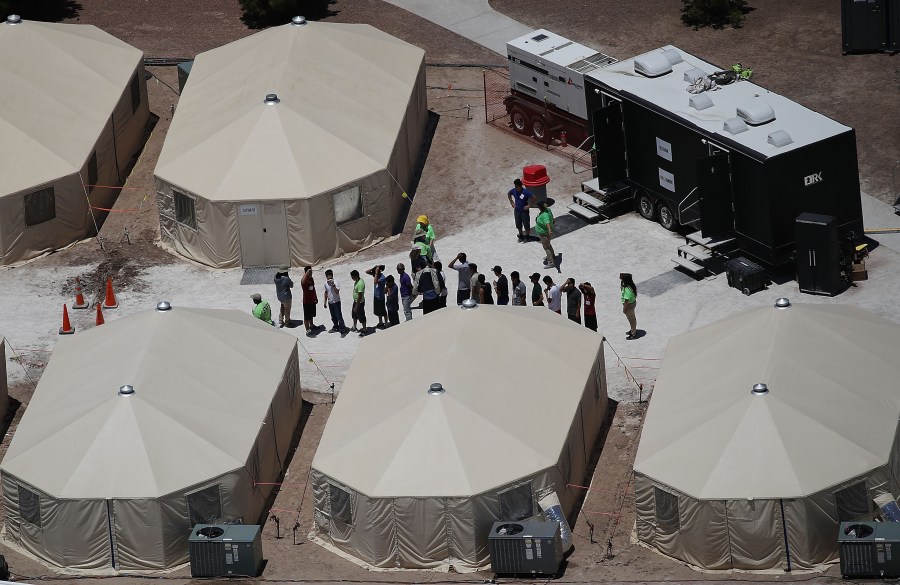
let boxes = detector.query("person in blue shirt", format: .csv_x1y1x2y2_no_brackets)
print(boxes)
507,178,535,243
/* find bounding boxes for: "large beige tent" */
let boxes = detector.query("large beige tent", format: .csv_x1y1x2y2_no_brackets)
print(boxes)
634,301,900,571
0,16,150,265
311,304,608,571
0,305,302,571
154,20,428,268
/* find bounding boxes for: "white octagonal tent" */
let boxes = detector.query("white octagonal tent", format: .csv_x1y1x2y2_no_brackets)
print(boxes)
310,304,608,571
154,19,428,268
634,301,900,571
0,305,303,571
0,16,150,265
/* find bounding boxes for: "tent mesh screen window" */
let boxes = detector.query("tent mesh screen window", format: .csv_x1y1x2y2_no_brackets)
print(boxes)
24,187,55,227
174,190,197,230
499,482,534,521
130,74,141,115
329,483,352,525
333,186,362,225
654,487,679,529
18,485,41,527
87,152,98,194
187,484,222,526
835,481,870,522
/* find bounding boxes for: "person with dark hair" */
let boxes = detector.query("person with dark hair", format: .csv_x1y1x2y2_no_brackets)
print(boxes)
366,265,387,329
621,272,638,339
468,263,481,301
561,278,582,324
323,269,347,334
535,200,556,268
529,272,544,306
580,282,598,332
412,259,443,314
492,266,509,305
397,263,413,321
507,178,535,242
274,265,293,328
510,271,526,306
301,266,319,337
434,261,448,308
385,274,400,327
478,273,494,304
351,269,367,335
543,275,561,314
449,252,472,305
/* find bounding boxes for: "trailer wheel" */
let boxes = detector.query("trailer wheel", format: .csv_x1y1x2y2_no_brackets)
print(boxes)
636,191,656,220
530,117,548,143
657,202,678,231
510,107,528,134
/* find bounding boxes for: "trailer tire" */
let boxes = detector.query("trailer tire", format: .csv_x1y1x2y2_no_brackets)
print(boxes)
636,191,656,220
657,202,678,231
510,107,528,134
530,116,549,144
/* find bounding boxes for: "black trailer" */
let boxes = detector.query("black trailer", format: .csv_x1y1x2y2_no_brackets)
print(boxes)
581,46,864,267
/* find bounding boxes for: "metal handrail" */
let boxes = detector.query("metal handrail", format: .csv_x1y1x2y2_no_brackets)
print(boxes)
572,135,595,174
677,187,699,224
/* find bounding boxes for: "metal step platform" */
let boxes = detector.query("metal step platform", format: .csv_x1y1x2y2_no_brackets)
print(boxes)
672,255,707,275
567,202,600,221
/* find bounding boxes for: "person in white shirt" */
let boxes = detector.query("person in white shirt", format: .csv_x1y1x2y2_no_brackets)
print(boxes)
323,269,347,334
543,275,562,314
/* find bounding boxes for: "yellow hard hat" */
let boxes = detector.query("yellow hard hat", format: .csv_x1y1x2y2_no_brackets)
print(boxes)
417,214,429,225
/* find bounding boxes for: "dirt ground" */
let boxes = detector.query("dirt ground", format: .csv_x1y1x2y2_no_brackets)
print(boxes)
0,1,891,583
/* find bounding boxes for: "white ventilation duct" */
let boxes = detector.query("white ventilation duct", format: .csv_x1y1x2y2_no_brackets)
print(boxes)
683,67,707,84
634,52,673,77
662,48,683,66
767,130,793,147
737,100,776,125
689,94,713,111
723,117,748,135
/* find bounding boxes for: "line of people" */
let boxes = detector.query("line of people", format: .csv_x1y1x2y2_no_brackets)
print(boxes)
252,260,638,339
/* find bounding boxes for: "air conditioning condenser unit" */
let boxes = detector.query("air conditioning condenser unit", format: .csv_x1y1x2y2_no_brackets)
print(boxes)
839,521,900,578
488,521,563,575
189,524,263,577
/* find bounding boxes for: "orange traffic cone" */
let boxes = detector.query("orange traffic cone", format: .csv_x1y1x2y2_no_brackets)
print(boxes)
102,277,118,309
72,277,88,309
95,303,105,326
59,304,75,335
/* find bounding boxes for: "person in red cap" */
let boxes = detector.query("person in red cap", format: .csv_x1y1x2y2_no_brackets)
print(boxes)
507,178,535,243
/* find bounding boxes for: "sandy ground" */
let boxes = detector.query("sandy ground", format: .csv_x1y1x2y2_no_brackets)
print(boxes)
1,1,900,584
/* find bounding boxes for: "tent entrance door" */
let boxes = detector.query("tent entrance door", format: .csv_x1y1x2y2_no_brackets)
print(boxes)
238,202,290,268
106,499,118,569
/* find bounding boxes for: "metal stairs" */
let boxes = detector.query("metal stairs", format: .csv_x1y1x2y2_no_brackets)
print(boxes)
672,231,737,276
568,178,631,222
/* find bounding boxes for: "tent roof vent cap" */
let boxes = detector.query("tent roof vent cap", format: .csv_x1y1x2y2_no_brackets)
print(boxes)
460,299,478,310
634,52,673,77
6,14,22,24
775,297,791,309
156,301,172,312
118,384,135,396
291,15,307,26
427,383,445,396
264,93,280,105
689,94,713,111
751,383,769,396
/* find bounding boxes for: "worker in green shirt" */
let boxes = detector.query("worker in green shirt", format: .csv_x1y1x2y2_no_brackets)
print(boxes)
620,272,638,339
250,293,274,326
351,269,368,336
535,200,555,269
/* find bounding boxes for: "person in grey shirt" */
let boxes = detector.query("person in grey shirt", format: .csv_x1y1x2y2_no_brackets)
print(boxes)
510,271,526,306
449,252,472,305
274,265,294,328
561,278,582,324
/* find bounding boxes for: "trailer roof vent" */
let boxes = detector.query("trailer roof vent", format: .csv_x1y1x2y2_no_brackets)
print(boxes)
767,130,793,147
689,94,713,111
683,67,707,84
662,48,683,66
736,100,776,125
723,117,748,135
634,52,673,77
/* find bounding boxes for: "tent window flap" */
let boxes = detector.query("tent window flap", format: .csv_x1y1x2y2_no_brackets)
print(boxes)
499,481,534,521
18,485,41,527
329,483,352,525
654,486,679,529
333,186,362,225
174,190,197,230
187,484,222,526
24,187,56,227
835,481,870,522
